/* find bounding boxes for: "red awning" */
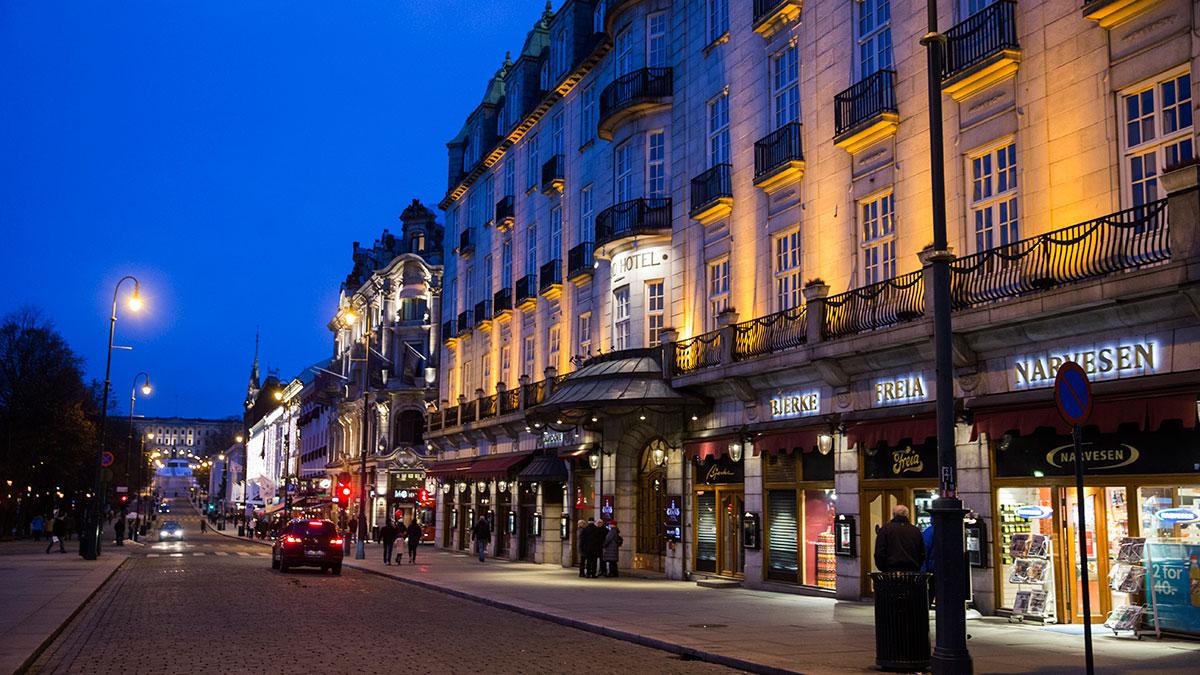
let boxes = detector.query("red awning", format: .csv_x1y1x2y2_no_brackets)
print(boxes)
846,415,937,449
425,458,476,478
685,438,735,461
463,451,533,479
754,427,823,456
971,393,1197,441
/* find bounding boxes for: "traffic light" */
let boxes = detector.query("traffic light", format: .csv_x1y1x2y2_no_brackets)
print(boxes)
119,494,129,504
416,489,429,506
333,474,352,505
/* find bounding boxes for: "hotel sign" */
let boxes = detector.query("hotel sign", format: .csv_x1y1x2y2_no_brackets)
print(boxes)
1011,338,1159,389
768,390,820,419
872,374,928,407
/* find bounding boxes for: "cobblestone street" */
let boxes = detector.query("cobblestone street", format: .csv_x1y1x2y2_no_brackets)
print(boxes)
27,512,733,675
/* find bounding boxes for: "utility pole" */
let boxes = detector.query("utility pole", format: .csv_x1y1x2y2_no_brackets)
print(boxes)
921,2,972,672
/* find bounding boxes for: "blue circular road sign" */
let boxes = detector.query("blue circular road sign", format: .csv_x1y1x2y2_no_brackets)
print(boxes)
1054,362,1093,426
100,450,115,468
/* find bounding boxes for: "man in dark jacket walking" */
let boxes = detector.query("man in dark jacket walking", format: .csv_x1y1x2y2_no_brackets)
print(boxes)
581,518,602,578
46,513,67,554
405,518,422,564
471,515,491,562
379,520,398,565
874,505,925,572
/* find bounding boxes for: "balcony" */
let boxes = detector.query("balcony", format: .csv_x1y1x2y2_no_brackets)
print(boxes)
492,287,513,320
941,0,1020,102
474,300,493,331
598,67,673,141
541,155,565,194
458,229,475,258
689,164,733,225
567,242,595,282
515,274,537,310
733,305,808,361
539,260,563,298
1083,0,1158,29
499,388,520,415
822,271,925,340
752,0,803,37
673,332,722,376
833,69,899,155
595,198,672,251
456,311,473,338
754,122,806,193
495,196,515,232
441,319,457,347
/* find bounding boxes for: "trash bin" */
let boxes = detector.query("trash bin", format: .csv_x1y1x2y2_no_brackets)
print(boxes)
237,524,245,536
870,571,930,672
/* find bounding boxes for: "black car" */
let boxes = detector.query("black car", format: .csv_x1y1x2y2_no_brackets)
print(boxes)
271,519,344,574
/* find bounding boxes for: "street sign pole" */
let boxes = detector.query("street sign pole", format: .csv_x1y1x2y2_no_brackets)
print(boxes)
1054,362,1095,675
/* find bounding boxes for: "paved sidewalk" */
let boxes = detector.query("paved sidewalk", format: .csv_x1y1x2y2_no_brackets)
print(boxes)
0,541,128,674
211,522,1200,673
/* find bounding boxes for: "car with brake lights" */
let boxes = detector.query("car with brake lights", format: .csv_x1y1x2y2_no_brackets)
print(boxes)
272,519,344,575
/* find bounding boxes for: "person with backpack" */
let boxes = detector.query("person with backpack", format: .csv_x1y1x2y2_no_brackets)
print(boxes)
601,522,623,578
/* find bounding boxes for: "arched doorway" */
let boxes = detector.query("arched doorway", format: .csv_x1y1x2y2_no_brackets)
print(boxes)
635,438,668,572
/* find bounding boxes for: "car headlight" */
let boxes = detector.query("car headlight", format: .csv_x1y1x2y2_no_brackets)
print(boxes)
159,531,167,537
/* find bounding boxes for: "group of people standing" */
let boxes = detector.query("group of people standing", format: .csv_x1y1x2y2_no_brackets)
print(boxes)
379,518,424,565
578,518,621,578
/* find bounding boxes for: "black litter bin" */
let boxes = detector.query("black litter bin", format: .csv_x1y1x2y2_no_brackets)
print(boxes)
870,571,930,672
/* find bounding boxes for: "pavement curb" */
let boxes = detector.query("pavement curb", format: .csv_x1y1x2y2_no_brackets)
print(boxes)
14,556,129,675
343,559,800,675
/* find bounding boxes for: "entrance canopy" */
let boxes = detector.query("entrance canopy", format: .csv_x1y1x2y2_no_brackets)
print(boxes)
517,454,569,481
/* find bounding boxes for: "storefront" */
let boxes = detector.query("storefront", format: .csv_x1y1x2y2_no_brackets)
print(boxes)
757,427,837,590
978,393,1199,631
688,439,745,578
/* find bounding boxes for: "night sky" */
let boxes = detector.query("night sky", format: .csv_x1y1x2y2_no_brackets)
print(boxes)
0,1,548,418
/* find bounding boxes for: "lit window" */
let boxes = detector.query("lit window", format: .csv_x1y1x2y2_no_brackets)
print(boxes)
549,325,561,366
647,130,666,197
523,334,536,377
856,0,893,78
645,280,665,346
461,360,473,397
500,335,512,385
707,258,730,330
1121,71,1193,207
773,229,802,311
578,312,592,357
708,92,730,167
969,142,1019,252
613,286,631,350
860,191,896,285
771,44,800,129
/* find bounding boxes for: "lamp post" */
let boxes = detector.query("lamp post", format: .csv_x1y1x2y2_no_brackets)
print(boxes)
921,5,973,672
342,305,374,561
136,432,154,537
83,275,142,560
124,372,152,541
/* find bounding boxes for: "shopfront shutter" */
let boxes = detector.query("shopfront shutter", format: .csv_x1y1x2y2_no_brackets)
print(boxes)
767,489,799,581
696,492,717,573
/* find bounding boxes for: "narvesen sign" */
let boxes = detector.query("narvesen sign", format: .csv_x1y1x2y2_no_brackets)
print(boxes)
1045,443,1140,471
1011,338,1160,389
768,391,820,419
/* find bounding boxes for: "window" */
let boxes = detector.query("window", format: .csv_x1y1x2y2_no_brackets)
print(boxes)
647,13,668,67
593,1,606,34
481,349,492,392
647,130,666,197
613,286,631,350
539,60,550,91
615,141,635,202
526,224,538,278
774,229,802,311
707,0,729,44
523,334,536,376
772,44,800,129
860,191,896,285
961,0,994,19
483,174,495,224
483,253,494,296
969,142,1019,252
465,263,475,305
504,159,515,198
554,30,569,77
526,133,539,190
500,338,512,385
1121,71,1193,207
707,258,730,330
580,185,595,241
580,83,596,146
578,312,592,356
616,27,635,76
550,205,563,259
409,233,424,252
549,325,561,366
708,93,730,167
856,0,893,78
645,280,665,346
551,110,564,157
508,80,522,127
497,102,507,137
501,238,513,288
461,360,474,397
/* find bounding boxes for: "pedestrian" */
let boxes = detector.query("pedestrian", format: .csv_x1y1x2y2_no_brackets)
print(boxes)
406,518,422,564
114,516,126,546
601,522,623,578
31,513,45,542
46,513,66,554
921,523,936,606
380,519,398,566
576,519,588,578
874,504,925,573
200,518,208,533
581,518,602,578
471,514,491,563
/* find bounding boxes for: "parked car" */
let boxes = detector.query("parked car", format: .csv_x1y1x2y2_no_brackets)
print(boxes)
271,519,344,574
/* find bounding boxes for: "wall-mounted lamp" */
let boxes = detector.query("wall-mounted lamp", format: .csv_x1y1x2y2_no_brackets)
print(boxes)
728,442,743,463
651,445,667,467
498,480,508,493
818,433,834,456
587,450,600,470
477,481,487,493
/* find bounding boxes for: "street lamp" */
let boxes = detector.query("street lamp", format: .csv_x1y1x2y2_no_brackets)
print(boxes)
124,372,152,541
83,275,143,560
341,299,376,561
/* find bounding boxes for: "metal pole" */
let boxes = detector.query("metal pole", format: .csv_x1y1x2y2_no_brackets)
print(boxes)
356,304,371,560
1072,425,1096,674
921,3,972,672
124,372,148,541
84,275,138,560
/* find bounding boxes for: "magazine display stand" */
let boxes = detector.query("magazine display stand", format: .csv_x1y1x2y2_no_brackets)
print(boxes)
1104,537,1162,639
1007,532,1056,623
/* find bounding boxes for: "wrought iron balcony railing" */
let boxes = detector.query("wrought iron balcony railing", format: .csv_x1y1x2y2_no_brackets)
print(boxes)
942,0,1019,81
499,388,520,415
689,164,733,217
493,287,513,316
515,274,537,306
822,271,924,340
495,195,515,228
541,154,565,193
441,320,453,343
479,394,497,420
595,197,672,248
539,260,563,294
458,229,474,258
834,69,898,138
733,305,807,361
567,242,595,280
598,67,672,138
673,332,722,376
474,300,491,325
754,122,804,181
456,311,472,336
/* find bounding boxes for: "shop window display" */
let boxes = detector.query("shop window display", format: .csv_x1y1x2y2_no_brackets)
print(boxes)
763,450,836,589
997,486,1058,621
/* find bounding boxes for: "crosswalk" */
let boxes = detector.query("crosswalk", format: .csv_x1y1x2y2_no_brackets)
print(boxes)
144,551,270,558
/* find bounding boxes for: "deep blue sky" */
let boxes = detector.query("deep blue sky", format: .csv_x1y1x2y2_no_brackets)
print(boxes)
0,1,547,418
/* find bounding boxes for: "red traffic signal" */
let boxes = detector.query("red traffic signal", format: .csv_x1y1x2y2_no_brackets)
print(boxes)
333,475,352,505
119,494,129,503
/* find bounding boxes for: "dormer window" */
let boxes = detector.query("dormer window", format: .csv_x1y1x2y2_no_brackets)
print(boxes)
540,60,550,91
554,30,569,76
594,1,606,34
